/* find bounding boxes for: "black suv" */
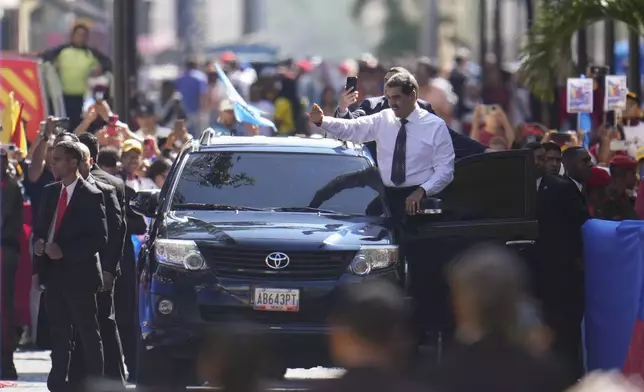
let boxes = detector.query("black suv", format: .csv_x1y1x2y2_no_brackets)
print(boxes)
131,131,537,386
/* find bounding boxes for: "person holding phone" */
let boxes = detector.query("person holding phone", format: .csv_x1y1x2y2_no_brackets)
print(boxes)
335,67,487,160
163,119,193,153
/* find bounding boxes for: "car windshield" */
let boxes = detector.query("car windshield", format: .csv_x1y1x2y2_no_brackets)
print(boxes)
171,151,386,216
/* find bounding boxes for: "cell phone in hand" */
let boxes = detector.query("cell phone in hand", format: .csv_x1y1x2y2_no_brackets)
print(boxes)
345,77,358,92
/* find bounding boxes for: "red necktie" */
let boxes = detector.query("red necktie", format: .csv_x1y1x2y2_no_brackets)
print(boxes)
54,187,68,234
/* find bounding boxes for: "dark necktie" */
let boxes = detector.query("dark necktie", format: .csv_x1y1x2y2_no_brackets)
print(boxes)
391,118,408,186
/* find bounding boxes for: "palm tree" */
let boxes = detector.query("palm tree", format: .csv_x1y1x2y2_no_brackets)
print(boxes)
519,0,643,102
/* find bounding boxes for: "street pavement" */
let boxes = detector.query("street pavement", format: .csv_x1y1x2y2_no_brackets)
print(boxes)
12,349,345,391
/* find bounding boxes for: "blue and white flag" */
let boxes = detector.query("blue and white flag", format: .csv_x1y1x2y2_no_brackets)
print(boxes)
214,63,276,130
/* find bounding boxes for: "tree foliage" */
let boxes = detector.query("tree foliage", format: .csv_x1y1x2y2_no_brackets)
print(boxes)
520,0,644,102
352,0,420,58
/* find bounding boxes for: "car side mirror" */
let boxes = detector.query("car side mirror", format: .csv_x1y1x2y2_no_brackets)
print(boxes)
130,189,160,217
418,197,442,215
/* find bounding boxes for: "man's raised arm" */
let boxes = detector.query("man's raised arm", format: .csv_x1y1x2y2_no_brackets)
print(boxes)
310,104,380,143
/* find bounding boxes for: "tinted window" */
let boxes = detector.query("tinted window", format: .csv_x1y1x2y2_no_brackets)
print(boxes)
171,152,385,216
437,152,533,221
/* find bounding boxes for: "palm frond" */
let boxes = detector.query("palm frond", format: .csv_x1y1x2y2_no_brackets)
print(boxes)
520,0,644,102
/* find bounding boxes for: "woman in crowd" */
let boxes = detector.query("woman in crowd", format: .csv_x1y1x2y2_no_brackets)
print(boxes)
470,104,515,149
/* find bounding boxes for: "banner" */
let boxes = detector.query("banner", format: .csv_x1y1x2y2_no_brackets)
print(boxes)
0,56,46,142
584,219,644,374
567,78,594,113
213,62,276,130
604,75,628,111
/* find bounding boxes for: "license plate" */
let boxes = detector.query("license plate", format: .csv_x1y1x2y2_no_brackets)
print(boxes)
253,288,300,312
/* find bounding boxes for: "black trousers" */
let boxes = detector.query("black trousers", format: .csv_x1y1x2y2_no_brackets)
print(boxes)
69,288,126,390
45,288,103,392
114,248,137,379
1,247,19,373
63,94,85,132
384,187,455,341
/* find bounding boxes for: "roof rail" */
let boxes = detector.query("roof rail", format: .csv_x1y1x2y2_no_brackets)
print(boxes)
199,128,217,147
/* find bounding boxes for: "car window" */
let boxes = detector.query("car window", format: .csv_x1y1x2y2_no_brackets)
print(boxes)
436,152,533,222
171,152,386,216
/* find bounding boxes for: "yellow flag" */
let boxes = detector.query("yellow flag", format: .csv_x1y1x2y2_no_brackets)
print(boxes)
0,92,28,156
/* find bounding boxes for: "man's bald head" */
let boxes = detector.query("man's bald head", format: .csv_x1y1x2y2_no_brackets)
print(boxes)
76,142,92,178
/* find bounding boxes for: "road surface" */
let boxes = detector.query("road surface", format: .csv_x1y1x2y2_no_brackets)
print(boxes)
12,350,345,390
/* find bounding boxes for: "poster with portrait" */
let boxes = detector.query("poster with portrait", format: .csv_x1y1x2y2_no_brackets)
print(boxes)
604,75,628,111
566,78,594,113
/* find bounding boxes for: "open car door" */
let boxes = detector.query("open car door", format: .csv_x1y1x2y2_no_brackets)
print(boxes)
403,149,538,338
411,149,538,243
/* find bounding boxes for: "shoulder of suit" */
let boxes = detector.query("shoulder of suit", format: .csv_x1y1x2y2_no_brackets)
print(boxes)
93,179,116,192
43,181,61,191
93,168,125,189
81,179,103,195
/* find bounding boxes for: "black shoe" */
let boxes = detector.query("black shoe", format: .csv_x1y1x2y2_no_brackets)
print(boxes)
0,366,18,381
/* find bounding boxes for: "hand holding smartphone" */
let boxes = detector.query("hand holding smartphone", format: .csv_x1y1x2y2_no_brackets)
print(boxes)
345,76,358,93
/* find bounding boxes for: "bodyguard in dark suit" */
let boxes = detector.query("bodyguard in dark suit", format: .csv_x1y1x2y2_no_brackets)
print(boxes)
335,66,487,160
534,146,591,383
0,149,23,380
69,142,126,388
32,141,107,392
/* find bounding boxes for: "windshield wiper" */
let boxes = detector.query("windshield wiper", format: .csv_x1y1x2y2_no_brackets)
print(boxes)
270,206,346,214
173,203,263,211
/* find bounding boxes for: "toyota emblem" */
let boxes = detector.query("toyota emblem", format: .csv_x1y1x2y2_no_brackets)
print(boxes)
265,252,290,269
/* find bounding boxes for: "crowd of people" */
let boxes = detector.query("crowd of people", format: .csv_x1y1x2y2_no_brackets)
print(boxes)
1,22,644,392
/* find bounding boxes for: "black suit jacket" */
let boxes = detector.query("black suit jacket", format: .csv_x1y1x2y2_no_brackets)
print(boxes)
313,367,426,392
87,175,123,275
1,175,24,254
337,96,487,160
91,165,128,258
115,171,148,236
33,178,107,291
534,174,589,303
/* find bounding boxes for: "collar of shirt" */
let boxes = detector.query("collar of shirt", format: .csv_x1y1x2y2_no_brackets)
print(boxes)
403,104,423,123
536,176,542,190
61,177,79,204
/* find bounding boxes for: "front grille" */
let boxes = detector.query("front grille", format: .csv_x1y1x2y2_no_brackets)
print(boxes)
197,246,356,281
199,305,329,325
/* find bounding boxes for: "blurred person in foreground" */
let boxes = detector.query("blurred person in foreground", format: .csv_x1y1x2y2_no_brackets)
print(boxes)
335,66,486,161
428,245,570,392
313,281,425,392
1,147,23,380
198,325,268,392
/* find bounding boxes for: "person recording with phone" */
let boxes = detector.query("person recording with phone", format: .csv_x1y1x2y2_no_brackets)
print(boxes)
335,67,487,160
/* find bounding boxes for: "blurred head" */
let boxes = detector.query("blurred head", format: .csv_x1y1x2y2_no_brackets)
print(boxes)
527,142,546,177
609,156,638,190
120,139,143,176
79,132,99,162
448,244,527,343
97,146,120,175
427,77,457,120
147,158,172,189
483,106,502,131
76,142,92,179
383,66,409,87
161,80,175,101
385,72,418,118
218,100,236,126
70,24,89,47
51,141,82,180
185,58,199,70
321,86,336,106
249,83,263,102
136,102,157,131
329,281,410,370
563,147,593,183
416,57,438,83
543,142,562,175
198,325,267,391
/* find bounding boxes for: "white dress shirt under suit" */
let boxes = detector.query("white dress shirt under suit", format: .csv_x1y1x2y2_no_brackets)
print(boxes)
319,104,455,196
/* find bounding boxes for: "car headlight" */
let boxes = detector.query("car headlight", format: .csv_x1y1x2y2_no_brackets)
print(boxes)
349,245,398,276
154,239,208,271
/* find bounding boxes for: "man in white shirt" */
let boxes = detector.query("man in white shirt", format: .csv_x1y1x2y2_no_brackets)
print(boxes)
310,72,455,346
310,72,455,217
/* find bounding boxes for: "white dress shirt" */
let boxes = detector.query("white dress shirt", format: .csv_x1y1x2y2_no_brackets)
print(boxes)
48,178,78,242
319,104,455,196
